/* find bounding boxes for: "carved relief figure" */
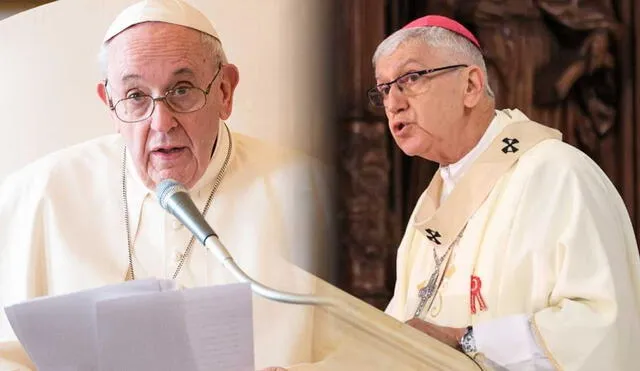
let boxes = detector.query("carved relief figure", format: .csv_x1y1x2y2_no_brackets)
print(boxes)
423,0,621,163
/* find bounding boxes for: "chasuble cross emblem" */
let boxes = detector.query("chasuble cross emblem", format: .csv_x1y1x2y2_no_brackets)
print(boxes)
425,228,442,245
501,137,520,153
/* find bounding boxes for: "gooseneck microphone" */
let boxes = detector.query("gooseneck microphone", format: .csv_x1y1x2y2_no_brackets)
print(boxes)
157,180,217,245
156,179,335,306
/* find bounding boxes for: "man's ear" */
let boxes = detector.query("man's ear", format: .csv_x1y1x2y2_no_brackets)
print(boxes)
97,81,109,106
218,64,240,120
462,66,485,108
97,81,121,132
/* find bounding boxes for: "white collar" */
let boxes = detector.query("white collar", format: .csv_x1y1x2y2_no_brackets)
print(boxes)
440,113,501,203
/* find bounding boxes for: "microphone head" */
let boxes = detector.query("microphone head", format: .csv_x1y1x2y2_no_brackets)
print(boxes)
156,179,188,210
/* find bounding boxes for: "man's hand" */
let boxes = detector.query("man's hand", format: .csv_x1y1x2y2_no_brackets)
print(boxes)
405,318,466,350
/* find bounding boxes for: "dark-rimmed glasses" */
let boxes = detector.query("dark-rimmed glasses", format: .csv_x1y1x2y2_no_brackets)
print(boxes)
367,64,468,107
105,63,223,123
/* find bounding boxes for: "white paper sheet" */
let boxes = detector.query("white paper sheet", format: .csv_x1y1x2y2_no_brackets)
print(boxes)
3,280,254,371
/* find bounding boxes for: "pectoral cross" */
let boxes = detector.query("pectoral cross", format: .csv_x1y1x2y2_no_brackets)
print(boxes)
413,267,440,318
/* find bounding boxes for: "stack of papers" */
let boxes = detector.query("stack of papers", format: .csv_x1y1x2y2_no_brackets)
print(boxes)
4,279,255,371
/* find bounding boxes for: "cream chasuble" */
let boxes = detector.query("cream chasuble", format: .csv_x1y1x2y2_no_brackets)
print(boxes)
386,109,640,370
0,122,334,370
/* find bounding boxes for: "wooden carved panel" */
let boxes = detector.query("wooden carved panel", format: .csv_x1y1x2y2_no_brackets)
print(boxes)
445,0,621,184
338,120,393,309
334,0,401,309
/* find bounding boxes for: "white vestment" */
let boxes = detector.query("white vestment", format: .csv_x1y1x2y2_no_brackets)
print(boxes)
0,123,334,370
386,109,640,370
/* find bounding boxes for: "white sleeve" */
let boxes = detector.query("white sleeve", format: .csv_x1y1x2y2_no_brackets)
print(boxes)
473,314,556,370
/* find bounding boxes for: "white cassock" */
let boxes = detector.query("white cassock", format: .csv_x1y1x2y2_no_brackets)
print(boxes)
386,109,640,370
0,122,335,370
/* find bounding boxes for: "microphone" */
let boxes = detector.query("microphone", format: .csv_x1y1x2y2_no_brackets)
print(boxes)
156,179,335,306
157,179,216,245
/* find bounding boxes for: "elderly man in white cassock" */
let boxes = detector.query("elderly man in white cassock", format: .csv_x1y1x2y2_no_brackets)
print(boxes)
371,14,640,371
0,1,332,370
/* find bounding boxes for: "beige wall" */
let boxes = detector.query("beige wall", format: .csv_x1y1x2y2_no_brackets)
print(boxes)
0,0,333,179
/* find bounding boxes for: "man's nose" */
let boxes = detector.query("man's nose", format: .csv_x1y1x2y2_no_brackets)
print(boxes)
385,84,408,115
149,99,178,133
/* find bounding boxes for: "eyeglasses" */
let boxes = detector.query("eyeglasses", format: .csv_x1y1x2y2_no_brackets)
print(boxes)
105,63,223,123
367,64,468,107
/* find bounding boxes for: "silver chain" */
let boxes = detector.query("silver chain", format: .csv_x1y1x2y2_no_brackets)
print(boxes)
121,124,233,281
432,244,451,268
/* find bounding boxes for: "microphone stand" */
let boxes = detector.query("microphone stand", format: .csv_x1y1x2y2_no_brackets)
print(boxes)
203,233,337,306
156,179,338,307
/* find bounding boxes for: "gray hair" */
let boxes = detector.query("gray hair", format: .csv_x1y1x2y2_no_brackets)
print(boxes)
98,31,228,78
372,27,494,98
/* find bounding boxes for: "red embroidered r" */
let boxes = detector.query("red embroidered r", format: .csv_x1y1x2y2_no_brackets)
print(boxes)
470,275,488,314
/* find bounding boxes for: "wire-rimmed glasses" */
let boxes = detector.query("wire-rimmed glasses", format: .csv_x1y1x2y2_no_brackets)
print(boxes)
105,63,223,123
